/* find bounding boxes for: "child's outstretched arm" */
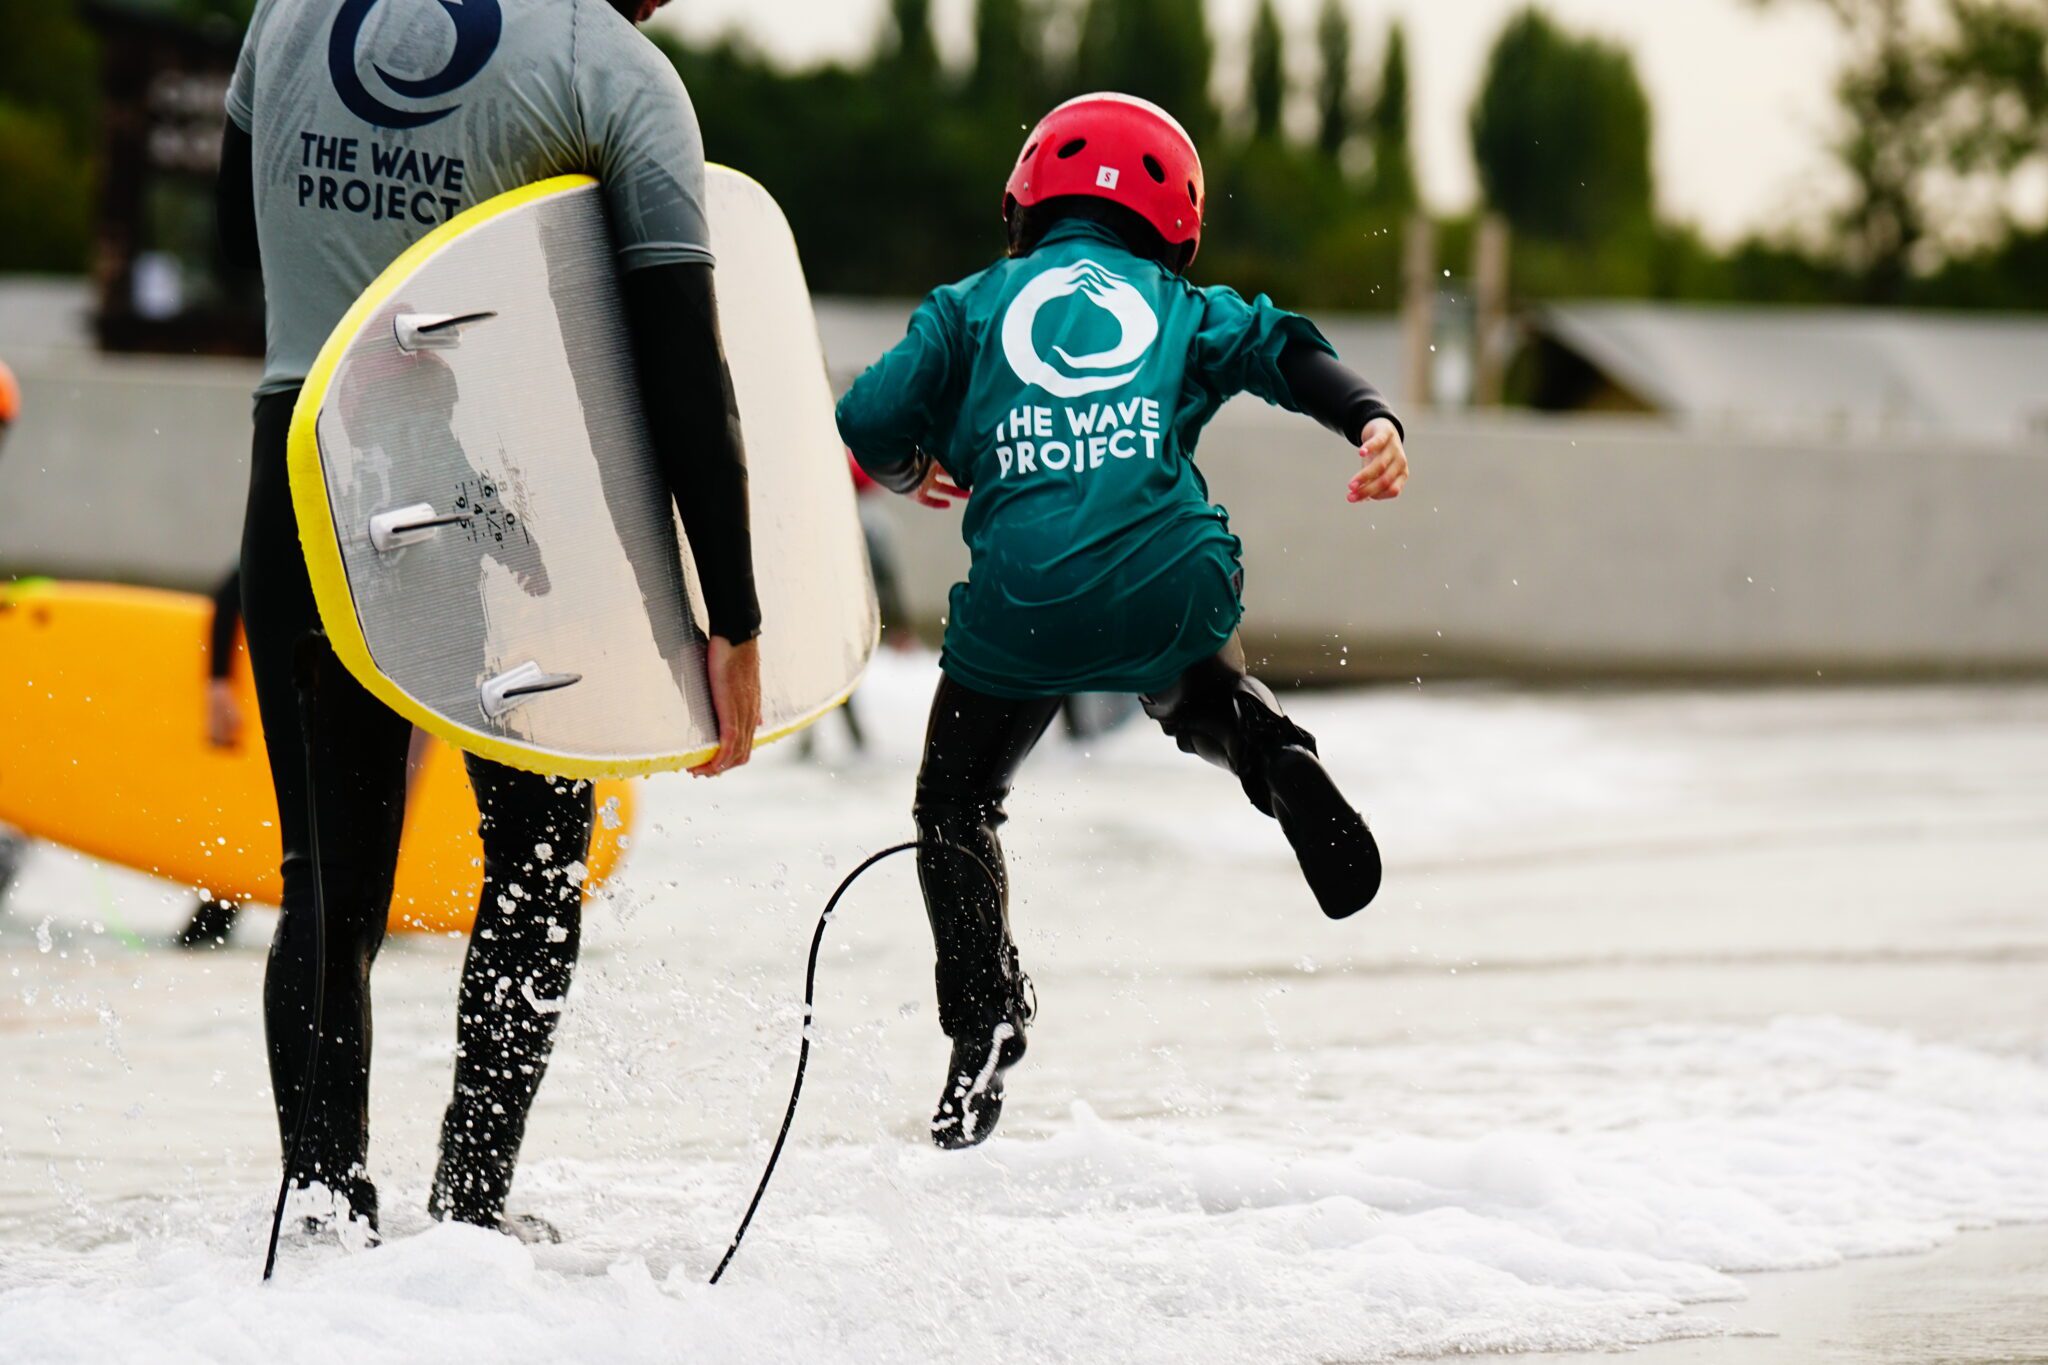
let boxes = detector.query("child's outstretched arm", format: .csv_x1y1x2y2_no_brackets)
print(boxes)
1277,343,1408,503
836,293,964,502
1196,288,1409,503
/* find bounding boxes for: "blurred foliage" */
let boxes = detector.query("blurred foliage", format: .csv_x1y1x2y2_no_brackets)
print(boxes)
0,0,99,271
1366,22,1416,212
0,105,96,272
1247,0,1284,142
705,0,2044,310
10,0,2048,315
1470,9,1654,245
671,0,1415,308
1312,0,1352,158
1754,0,2048,302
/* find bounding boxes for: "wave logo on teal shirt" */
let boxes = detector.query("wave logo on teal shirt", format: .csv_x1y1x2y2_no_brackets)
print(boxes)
1000,259,1160,400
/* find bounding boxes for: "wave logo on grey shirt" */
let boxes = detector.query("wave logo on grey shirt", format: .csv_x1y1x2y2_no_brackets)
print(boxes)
329,0,502,130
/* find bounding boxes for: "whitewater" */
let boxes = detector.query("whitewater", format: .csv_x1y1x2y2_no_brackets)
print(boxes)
5,655,2047,1363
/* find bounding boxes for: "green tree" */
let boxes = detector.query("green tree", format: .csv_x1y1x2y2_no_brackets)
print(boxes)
0,106,93,272
972,0,1049,114
1313,0,1353,157
1469,8,1652,243
1367,22,1416,209
1945,0,2048,174
1073,0,1216,141
0,0,97,142
1248,0,1285,142
0,0,98,272
1822,0,1939,298
886,0,940,81
1758,0,2048,300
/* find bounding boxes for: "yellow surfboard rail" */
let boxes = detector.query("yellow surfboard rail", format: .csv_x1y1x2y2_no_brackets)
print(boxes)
287,172,864,780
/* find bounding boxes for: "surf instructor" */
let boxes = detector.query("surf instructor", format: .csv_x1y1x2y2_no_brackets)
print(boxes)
220,0,759,1241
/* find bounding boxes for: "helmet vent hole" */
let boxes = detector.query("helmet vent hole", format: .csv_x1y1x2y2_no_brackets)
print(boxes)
1143,155,1166,183
1022,142,1038,162
1056,138,1087,159
1186,180,1199,207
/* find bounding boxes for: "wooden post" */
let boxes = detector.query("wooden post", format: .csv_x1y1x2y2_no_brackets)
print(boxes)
1401,214,1436,410
1472,214,1510,407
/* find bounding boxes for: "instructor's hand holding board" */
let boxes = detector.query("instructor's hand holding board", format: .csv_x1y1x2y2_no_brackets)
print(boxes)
692,635,760,777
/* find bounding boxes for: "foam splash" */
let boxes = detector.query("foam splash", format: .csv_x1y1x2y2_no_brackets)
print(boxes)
5,1018,2047,1364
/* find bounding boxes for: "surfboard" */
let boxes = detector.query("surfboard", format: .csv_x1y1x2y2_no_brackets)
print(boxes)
0,580,635,934
289,170,878,779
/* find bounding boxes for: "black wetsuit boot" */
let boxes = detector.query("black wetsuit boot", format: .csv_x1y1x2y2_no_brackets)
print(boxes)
913,678,1059,1149
1143,640,1381,918
932,971,1034,1150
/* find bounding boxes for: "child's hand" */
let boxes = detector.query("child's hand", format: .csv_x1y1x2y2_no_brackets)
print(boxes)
913,462,969,509
1348,418,1407,503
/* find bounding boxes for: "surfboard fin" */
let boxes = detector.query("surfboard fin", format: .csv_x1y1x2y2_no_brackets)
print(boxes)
393,310,497,353
480,661,583,721
368,503,475,553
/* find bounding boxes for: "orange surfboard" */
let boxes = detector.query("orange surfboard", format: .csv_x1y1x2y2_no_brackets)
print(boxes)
0,580,634,933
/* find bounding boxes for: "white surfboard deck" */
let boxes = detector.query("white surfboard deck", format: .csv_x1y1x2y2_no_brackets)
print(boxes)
289,171,877,779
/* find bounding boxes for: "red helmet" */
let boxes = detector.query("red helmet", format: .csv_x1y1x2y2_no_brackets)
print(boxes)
1004,93,1206,263
0,359,18,426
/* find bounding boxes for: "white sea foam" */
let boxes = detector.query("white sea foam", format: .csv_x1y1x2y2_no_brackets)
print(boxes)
5,669,2048,1362
5,1016,2048,1364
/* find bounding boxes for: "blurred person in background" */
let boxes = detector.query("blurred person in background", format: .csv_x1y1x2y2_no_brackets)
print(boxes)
176,568,250,949
0,359,24,901
0,359,18,455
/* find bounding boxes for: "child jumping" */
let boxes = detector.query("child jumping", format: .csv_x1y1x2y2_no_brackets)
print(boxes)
836,93,1409,1149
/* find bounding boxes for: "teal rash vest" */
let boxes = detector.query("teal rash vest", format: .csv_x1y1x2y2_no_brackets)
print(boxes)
837,219,1334,699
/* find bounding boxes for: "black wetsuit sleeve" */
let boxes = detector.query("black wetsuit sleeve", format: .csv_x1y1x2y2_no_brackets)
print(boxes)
1278,341,1403,445
621,261,761,645
216,121,260,271
207,569,241,680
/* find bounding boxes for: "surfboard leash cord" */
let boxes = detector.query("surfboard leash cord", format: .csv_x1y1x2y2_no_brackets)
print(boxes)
263,635,332,1282
708,837,997,1285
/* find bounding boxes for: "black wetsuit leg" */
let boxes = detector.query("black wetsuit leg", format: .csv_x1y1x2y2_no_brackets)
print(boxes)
177,897,241,948
913,677,1061,1038
1141,637,1381,917
0,826,28,904
430,757,593,1228
1139,637,1299,813
242,389,413,1225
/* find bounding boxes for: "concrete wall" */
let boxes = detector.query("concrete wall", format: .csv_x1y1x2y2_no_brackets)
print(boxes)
4,348,2046,679
868,403,2048,680
0,350,257,591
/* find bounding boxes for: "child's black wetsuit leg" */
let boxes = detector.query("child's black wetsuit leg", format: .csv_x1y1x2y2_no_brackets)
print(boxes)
430,759,594,1235
914,676,1057,1147
243,389,411,1227
1140,637,1305,814
1143,637,1382,917
913,676,1060,1038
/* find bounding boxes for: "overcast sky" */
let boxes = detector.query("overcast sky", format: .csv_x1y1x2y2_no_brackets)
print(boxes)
653,0,1850,245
